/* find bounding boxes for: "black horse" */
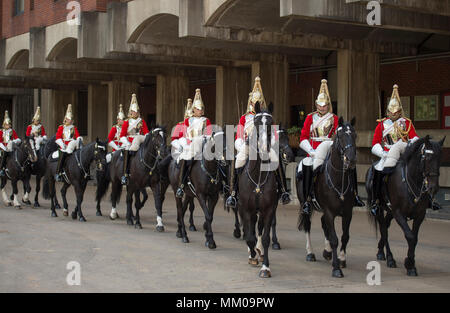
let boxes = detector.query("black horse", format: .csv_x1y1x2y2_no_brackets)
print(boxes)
106,127,169,230
366,135,444,276
297,117,357,278
168,131,226,248
237,102,278,278
0,140,35,209
43,139,107,221
22,136,48,207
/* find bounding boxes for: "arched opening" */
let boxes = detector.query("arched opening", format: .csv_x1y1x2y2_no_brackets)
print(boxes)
46,37,77,62
6,49,29,70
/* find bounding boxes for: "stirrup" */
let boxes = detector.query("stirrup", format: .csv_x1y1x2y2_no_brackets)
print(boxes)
0,169,5,177
355,195,365,207
280,192,291,205
121,175,128,185
431,201,441,211
176,186,184,199
302,201,312,215
226,195,237,209
369,204,379,216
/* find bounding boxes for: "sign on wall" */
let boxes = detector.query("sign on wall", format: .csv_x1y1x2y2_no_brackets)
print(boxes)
414,95,439,121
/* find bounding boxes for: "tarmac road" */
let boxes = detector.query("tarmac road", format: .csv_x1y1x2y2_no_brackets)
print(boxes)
0,182,449,293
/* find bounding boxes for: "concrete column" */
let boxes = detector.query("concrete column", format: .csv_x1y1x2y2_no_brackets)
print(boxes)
50,90,77,133
156,74,189,133
37,89,54,136
251,58,289,127
12,93,33,137
215,66,251,126
88,84,109,142
337,50,380,131
107,80,140,130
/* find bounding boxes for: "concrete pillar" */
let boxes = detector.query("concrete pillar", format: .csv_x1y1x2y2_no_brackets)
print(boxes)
215,66,251,126
12,93,33,137
107,80,139,131
37,89,54,136
251,58,289,127
156,74,189,133
50,90,77,133
337,50,380,131
88,84,109,142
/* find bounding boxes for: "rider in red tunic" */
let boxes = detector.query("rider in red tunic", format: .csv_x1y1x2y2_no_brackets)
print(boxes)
171,98,192,159
119,94,149,185
55,104,82,181
26,106,47,151
108,104,126,152
299,79,364,215
0,111,21,177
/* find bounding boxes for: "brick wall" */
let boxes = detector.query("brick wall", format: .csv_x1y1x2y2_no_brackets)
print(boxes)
2,0,121,39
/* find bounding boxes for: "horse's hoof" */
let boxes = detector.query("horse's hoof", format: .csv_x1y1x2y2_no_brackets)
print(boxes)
248,258,259,266
306,253,316,262
51,211,57,217
33,202,40,208
332,269,344,278
127,219,134,226
96,211,102,217
407,268,418,277
135,223,142,230
272,242,281,250
259,269,272,278
22,200,31,205
176,230,182,238
63,210,68,217
5,202,12,207
156,226,165,232
323,250,332,261
233,229,241,239
340,260,347,269
55,204,61,210
71,211,77,220
206,240,216,250
182,237,189,243
189,225,197,232
15,206,22,210
79,216,86,222
377,252,386,261
387,258,397,268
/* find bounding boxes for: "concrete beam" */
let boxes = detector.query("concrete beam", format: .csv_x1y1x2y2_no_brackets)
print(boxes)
4,33,30,69
45,21,79,61
281,0,450,35
78,11,108,59
346,0,450,17
179,0,205,38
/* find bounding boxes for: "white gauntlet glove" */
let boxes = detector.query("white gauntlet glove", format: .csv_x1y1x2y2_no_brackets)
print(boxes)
371,143,385,159
235,138,245,152
109,141,119,151
299,139,315,157
56,138,66,151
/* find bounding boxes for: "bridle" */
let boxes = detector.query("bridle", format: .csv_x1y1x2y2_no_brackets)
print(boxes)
277,129,291,165
140,129,165,176
93,142,107,172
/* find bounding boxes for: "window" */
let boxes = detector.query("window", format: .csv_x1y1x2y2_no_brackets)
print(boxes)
13,0,25,16
30,0,34,11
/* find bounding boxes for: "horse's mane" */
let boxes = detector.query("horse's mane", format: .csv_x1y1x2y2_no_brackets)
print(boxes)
142,125,167,149
400,136,428,163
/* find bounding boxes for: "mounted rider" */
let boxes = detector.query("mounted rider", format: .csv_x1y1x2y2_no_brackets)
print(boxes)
171,98,192,161
226,76,291,209
119,94,149,185
108,104,126,152
0,111,21,177
26,106,47,151
175,88,212,199
55,104,83,182
369,84,426,215
298,79,365,216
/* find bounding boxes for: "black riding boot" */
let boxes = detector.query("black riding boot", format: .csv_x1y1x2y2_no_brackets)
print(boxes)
430,195,442,211
0,151,6,177
276,164,291,205
225,159,238,209
302,165,314,215
351,168,365,207
55,151,67,182
370,170,383,216
176,159,186,198
121,150,130,185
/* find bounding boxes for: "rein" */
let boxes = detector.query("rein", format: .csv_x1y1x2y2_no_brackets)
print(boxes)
139,136,163,176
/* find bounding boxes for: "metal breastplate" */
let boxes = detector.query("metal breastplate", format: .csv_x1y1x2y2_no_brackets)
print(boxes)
3,129,12,142
31,124,42,136
188,117,206,139
115,125,122,141
63,126,74,140
127,118,142,136
383,118,407,146
311,113,334,138
244,114,254,139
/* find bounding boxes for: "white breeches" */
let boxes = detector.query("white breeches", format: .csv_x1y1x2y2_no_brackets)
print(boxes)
172,138,189,163
374,140,408,171
121,135,146,152
297,141,333,173
65,140,79,154
235,144,279,169
35,136,44,151
179,137,204,161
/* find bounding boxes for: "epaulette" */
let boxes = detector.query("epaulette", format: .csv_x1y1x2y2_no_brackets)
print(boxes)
376,117,387,123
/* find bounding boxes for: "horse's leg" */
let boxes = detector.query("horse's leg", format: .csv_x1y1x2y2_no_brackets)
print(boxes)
321,215,332,261
34,175,41,207
198,194,215,249
259,206,276,278
241,209,258,266
324,211,343,278
141,188,148,207
303,214,316,262
60,182,70,217
256,214,264,261
376,210,387,261
176,197,189,243
150,183,164,232
73,182,87,222
384,211,397,268
134,190,142,229
49,176,57,217
1,177,11,206
109,181,121,220
339,212,353,269
125,190,134,226
232,206,241,239
12,180,21,209
271,213,281,250
188,199,196,231
22,178,31,205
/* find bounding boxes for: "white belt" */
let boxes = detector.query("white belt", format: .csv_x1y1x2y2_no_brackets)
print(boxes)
311,137,332,142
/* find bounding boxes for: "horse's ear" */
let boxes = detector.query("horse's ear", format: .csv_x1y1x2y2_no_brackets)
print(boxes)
439,136,446,147
338,116,344,127
350,117,356,127
425,135,431,143
255,101,261,114
268,102,274,114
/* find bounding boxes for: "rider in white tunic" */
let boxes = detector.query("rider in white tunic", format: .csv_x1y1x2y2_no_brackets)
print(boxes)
26,106,47,151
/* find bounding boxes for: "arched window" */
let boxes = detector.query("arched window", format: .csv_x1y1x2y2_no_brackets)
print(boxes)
13,0,25,16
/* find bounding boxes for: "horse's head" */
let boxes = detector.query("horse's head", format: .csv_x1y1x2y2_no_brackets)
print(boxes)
94,138,108,172
420,136,444,197
204,130,227,167
149,126,167,159
252,102,274,155
334,117,357,170
277,125,294,164
23,136,38,163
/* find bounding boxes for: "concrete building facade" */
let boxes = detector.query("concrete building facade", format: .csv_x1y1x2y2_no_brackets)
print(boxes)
0,0,449,186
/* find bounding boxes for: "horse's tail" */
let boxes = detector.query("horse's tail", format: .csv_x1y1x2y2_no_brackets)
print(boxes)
95,167,110,203
42,175,50,200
